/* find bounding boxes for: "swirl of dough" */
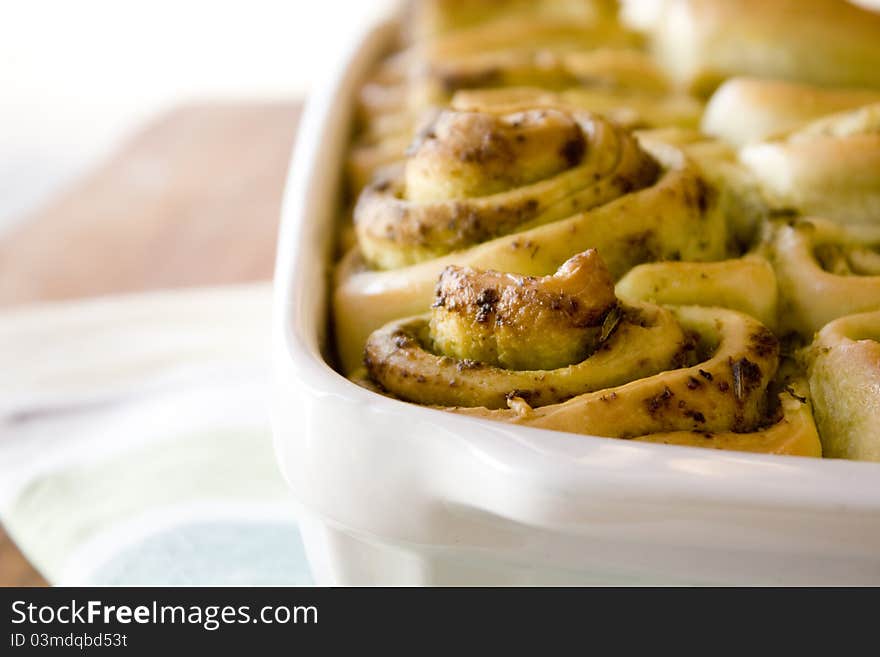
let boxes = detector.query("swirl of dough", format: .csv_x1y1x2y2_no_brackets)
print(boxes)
770,217,880,336
451,306,787,437
805,310,880,461
363,250,688,409
354,107,660,270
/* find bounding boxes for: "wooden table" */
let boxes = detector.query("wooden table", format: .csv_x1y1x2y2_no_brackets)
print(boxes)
0,101,301,586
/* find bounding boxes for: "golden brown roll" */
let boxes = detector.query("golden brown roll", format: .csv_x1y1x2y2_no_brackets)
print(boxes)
360,251,820,456
739,103,880,225
650,0,880,96
335,106,728,372
348,44,695,194
355,107,660,270
364,250,688,409
805,310,880,461
770,217,880,336
702,77,880,147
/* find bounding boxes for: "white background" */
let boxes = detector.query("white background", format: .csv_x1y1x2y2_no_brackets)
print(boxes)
0,0,395,233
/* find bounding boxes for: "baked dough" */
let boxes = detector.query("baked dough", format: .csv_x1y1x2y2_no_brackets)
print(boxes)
740,104,880,225
806,310,880,461
702,77,880,147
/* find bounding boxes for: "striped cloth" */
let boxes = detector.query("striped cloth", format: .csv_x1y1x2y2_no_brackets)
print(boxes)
0,284,313,585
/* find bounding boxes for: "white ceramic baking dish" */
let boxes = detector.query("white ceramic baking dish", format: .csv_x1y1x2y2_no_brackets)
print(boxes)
271,13,880,585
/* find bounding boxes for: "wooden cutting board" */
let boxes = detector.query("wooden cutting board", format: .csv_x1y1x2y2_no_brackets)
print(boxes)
0,101,301,585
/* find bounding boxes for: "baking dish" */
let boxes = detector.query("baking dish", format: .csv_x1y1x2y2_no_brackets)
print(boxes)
271,12,880,585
